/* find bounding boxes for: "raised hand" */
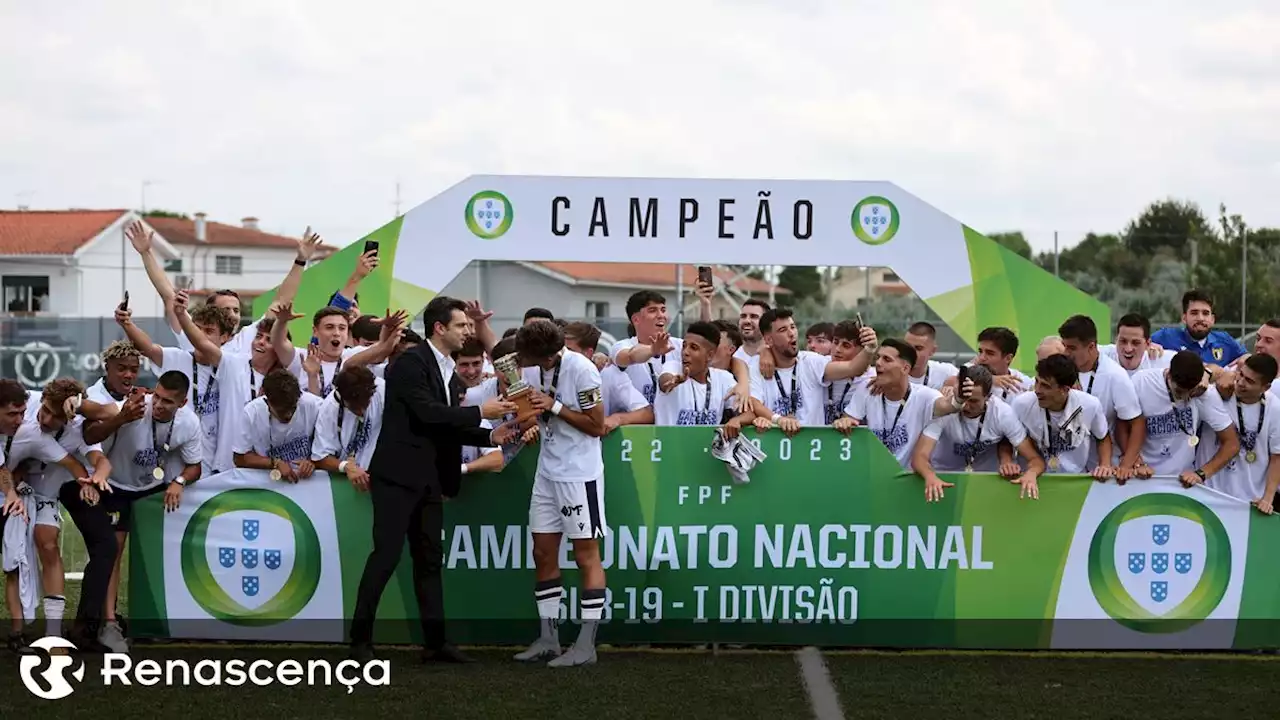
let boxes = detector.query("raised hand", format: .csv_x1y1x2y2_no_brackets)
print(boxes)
125,220,153,253
298,226,323,262
355,250,379,279
464,300,494,324
273,301,305,323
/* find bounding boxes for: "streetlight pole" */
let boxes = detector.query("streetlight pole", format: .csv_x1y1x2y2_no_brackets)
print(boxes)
1241,224,1248,337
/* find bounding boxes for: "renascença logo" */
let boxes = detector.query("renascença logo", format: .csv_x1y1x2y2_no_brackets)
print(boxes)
850,196,899,245
181,488,322,625
1087,493,1231,633
465,190,514,239
19,637,85,700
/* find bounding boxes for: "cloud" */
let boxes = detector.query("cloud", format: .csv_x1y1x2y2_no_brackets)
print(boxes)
1,0,1277,252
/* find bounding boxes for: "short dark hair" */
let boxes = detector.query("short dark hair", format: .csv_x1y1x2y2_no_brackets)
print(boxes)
1245,353,1279,385
907,322,937,338
523,307,555,323
261,368,302,410
563,322,602,352
1035,354,1078,389
686,321,721,349
978,327,1019,357
312,306,349,328
455,337,486,360
964,364,994,397
1117,313,1152,339
515,320,565,361
1058,315,1098,344
1264,318,1280,331
741,299,770,314
190,305,237,336
333,366,376,410
210,289,240,301
713,320,742,349
501,327,519,339
880,338,917,368
1182,289,1214,313
350,315,381,343
422,296,467,338
0,379,28,407
157,370,191,396
805,322,834,339
552,318,569,329
832,320,860,343
625,290,667,319
1169,351,1206,390
491,336,517,361
42,378,86,420
400,328,423,345
758,307,795,335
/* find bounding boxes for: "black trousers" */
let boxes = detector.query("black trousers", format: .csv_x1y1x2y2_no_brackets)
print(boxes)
58,482,117,628
350,474,446,649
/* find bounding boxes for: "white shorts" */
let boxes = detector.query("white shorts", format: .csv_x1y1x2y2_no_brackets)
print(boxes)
34,495,61,530
529,474,607,540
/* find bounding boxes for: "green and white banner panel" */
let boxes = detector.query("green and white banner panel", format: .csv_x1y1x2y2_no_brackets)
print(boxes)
129,428,1280,650
254,176,1110,372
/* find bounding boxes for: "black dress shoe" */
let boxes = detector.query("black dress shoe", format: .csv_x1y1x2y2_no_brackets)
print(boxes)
349,643,376,663
421,644,476,664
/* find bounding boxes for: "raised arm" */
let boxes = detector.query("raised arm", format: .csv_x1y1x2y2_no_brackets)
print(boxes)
173,290,223,367
115,303,163,366
125,221,182,334
334,250,378,308
344,310,408,369
270,227,325,313
271,302,303,368
464,301,498,356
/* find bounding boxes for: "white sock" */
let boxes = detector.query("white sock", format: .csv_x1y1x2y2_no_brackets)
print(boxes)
43,595,65,637
534,579,563,641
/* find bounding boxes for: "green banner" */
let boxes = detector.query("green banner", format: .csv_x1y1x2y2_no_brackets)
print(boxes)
129,428,1280,650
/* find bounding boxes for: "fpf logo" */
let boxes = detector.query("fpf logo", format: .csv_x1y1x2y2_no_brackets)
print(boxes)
1087,493,1231,633
465,191,514,239
19,637,85,700
850,196,900,245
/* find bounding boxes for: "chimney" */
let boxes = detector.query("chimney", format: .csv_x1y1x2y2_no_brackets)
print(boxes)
194,212,207,242
241,216,259,231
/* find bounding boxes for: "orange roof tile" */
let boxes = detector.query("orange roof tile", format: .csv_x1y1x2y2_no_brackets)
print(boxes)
533,262,787,295
145,216,339,253
0,209,127,255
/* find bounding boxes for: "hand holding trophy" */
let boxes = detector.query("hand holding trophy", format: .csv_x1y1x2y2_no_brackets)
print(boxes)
493,353,541,430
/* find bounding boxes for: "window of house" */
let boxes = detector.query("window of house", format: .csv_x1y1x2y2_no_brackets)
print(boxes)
883,272,901,282
164,258,183,273
585,301,609,319
215,255,243,275
2,275,50,313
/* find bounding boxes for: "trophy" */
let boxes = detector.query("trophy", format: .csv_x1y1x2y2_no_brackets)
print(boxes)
493,353,540,429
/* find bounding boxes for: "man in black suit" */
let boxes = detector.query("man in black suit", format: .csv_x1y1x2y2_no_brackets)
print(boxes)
349,296,516,663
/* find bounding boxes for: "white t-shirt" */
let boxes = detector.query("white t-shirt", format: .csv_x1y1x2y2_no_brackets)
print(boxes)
922,400,1027,472
747,351,829,426
1131,368,1232,476
910,360,960,391
1199,390,1280,502
524,350,604,483
234,394,323,463
1077,354,1142,465
822,369,876,425
732,345,760,364
1011,389,1110,474
311,378,386,470
456,380,503,466
2,421,71,486
609,336,685,405
20,401,101,499
293,346,368,397
106,397,203,491
1099,344,1175,376
1271,378,1280,397
602,365,649,416
157,346,221,476
654,369,737,426
844,384,942,468
213,352,305,473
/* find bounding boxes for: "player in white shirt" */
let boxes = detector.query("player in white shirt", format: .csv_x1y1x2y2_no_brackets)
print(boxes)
820,320,878,424
1209,318,1280,401
711,320,743,371
905,322,960,390
1195,354,1280,507
89,371,203,652
748,309,877,431
804,322,834,356
312,366,385,491
1100,313,1175,376
1058,315,1146,475
971,327,1034,400
834,339,967,468
655,322,758,430
913,364,1045,501
731,299,770,363
509,321,608,668
564,323,653,433
1130,351,1238,485
609,291,684,404
1009,354,1113,477
115,297,233,479
233,369,324,482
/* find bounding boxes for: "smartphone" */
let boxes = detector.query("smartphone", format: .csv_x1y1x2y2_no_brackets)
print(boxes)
853,312,864,333
310,335,319,347
697,265,713,286
957,366,972,399
364,240,380,257
121,291,130,310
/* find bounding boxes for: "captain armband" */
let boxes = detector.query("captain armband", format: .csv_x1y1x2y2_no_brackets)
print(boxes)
577,386,602,410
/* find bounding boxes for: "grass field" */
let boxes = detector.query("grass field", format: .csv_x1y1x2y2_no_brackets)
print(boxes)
4,529,1280,718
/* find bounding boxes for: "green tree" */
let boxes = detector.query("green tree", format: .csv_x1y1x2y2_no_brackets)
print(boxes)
143,209,190,220
988,231,1032,259
777,266,823,303
1122,199,1211,258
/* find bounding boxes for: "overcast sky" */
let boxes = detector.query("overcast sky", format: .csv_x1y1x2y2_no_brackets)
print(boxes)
2,1,1277,253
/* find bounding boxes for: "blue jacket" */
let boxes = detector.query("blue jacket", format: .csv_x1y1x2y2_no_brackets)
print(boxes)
1149,326,1246,366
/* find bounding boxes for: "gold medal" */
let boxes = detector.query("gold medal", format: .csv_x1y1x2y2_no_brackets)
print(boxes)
1188,436,1199,448
1048,456,1059,470
964,464,974,473
152,467,165,481
270,469,282,482
1246,450,1258,464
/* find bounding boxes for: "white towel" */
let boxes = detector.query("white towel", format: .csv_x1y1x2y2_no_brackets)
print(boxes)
2,491,39,622
710,430,768,485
